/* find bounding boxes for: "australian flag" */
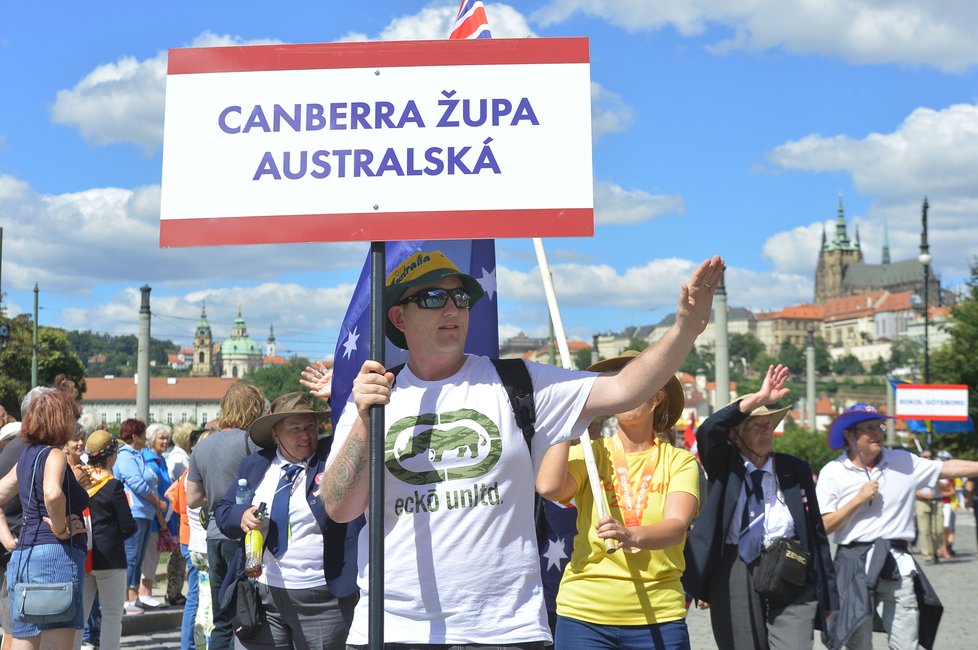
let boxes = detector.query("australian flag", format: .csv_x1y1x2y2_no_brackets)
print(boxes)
330,240,499,429
450,1,492,40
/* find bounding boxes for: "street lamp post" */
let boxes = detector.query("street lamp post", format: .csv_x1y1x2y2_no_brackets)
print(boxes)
918,197,932,449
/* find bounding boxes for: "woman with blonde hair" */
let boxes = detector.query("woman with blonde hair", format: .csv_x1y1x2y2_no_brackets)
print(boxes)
537,351,699,649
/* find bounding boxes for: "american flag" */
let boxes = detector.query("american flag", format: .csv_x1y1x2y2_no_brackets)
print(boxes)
450,0,492,40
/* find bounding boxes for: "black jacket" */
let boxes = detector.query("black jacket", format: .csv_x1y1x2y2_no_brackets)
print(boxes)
89,476,138,570
682,402,839,623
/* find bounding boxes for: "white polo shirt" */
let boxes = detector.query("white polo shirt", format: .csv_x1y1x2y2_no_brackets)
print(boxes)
816,448,941,545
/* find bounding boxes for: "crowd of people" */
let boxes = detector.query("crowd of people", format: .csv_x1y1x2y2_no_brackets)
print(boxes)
0,249,976,650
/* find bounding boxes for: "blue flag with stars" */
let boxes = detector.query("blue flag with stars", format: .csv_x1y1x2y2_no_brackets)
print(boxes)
331,239,499,430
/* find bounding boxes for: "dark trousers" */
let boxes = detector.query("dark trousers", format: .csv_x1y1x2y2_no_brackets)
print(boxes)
708,544,817,650
207,537,241,650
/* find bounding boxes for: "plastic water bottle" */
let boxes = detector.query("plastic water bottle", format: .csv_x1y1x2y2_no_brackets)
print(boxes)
234,478,252,505
244,502,267,578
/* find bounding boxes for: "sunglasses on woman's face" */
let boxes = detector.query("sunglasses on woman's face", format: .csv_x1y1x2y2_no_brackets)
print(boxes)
398,287,472,310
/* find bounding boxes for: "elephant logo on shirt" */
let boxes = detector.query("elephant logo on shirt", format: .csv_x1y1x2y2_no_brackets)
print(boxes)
386,409,501,485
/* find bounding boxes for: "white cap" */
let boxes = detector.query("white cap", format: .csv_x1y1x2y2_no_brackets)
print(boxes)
0,422,21,442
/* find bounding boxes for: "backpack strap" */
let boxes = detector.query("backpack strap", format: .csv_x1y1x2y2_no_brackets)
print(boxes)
489,358,537,452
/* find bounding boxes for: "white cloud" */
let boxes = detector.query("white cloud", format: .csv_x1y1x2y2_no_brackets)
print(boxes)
0,175,365,295
49,32,280,154
498,257,809,313
769,103,978,201
534,1,978,72
763,221,829,275
591,82,634,140
594,180,683,225
766,102,978,280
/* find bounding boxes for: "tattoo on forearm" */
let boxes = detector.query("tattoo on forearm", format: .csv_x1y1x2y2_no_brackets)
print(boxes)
323,434,368,509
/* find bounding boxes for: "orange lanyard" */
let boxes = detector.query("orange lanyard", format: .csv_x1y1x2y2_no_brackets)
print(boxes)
610,436,660,528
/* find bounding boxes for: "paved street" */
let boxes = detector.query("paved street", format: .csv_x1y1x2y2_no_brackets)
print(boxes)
122,513,978,649
684,511,978,648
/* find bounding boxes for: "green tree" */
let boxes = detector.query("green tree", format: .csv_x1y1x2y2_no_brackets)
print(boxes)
679,347,703,377
0,315,86,417
931,259,978,429
624,338,648,353
870,355,888,375
729,332,766,375
242,357,325,407
572,347,593,370
888,337,922,373
778,342,806,372
774,418,838,474
832,354,865,376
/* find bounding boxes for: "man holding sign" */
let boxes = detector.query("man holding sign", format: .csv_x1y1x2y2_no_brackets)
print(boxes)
323,250,723,647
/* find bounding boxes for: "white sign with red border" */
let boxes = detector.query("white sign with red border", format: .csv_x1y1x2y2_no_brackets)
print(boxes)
895,384,969,421
160,38,593,247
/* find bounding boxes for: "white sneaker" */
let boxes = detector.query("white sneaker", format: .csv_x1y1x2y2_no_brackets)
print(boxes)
123,601,144,615
138,595,165,609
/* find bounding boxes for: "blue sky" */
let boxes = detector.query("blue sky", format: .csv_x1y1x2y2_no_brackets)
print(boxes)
2,1,977,361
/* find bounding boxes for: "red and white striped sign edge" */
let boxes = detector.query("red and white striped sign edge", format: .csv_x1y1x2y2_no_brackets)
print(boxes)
161,38,593,248
894,383,970,421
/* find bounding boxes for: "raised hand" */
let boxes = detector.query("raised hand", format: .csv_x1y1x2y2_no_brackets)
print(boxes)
300,362,333,399
676,256,725,337
758,364,791,405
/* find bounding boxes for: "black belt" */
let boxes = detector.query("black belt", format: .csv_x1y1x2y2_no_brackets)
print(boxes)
840,539,909,551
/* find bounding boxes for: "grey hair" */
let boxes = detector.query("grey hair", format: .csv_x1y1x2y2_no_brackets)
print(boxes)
20,386,55,419
145,422,172,444
77,411,101,435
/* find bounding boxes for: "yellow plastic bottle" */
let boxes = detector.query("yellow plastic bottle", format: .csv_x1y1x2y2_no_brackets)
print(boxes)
244,502,267,578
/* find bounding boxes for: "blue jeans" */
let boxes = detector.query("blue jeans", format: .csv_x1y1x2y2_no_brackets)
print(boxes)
124,517,153,591
180,544,199,650
555,615,691,650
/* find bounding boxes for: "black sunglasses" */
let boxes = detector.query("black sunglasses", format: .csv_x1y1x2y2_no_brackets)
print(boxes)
398,287,472,310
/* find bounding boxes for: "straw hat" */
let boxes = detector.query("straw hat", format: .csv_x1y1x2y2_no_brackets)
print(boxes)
588,350,686,431
86,429,119,460
248,392,330,449
0,422,21,442
727,395,790,431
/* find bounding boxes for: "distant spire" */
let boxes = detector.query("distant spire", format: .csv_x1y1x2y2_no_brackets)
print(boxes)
821,223,827,251
197,302,210,328
833,192,850,249
882,219,891,264
854,224,861,250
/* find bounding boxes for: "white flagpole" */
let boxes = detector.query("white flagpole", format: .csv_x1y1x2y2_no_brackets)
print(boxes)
532,238,617,553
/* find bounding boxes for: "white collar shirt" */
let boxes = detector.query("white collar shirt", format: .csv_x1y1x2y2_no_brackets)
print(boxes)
816,448,942,546
724,455,796,546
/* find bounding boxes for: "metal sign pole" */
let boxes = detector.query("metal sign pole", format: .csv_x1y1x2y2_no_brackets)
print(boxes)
368,241,385,649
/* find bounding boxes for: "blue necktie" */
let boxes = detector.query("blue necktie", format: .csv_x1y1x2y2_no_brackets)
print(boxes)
738,469,766,564
267,464,303,558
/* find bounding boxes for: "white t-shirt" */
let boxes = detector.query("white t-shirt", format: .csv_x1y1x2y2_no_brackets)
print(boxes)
331,355,596,645
252,452,325,589
816,448,942,545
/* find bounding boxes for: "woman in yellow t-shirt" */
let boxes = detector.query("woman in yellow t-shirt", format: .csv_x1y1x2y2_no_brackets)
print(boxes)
537,351,699,650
